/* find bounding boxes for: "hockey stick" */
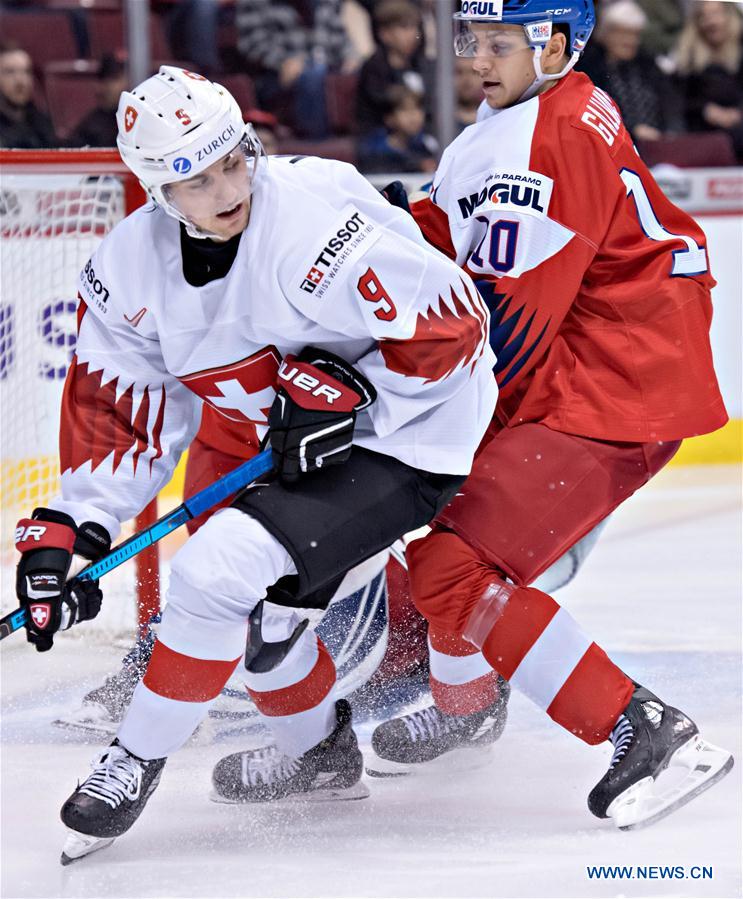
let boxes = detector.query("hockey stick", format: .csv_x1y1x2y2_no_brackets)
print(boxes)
0,449,273,641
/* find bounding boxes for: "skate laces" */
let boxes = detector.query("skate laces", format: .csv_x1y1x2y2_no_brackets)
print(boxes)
78,746,143,809
608,714,634,770
241,745,301,786
403,706,468,743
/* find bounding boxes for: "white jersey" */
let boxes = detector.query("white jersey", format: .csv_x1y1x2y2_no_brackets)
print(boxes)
53,156,497,539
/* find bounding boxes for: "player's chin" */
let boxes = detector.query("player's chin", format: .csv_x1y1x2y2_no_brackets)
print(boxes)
212,202,249,238
481,81,505,108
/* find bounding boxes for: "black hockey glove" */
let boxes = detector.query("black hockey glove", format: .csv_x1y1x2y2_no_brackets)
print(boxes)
268,347,376,484
15,509,111,652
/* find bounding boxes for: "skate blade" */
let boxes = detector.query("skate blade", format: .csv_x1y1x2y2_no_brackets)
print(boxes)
365,743,495,778
210,780,370,805
607,735,734,831
60,830,115,866
53,703,119,738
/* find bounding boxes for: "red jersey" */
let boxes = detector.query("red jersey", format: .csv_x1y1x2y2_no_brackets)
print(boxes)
412,71,727,442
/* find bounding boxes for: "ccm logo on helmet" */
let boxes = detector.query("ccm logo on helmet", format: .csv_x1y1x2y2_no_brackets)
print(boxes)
195,123,237,162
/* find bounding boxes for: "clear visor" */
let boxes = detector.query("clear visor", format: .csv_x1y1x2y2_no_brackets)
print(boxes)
453,18,551,57
162,129,265,224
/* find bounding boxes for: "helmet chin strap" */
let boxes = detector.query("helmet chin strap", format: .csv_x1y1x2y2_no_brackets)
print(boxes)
517,46,581,103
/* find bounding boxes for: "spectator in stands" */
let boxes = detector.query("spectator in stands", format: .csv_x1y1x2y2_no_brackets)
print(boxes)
355,0,433,135
0,40,56,149
578,0,684,142
235,0,351,140
674,0,743,162
635,0,686,60
341,0,376,70
245,107,280,155
69,54,128,148
167,0,222,75
357,83,437,174
455,56,483,132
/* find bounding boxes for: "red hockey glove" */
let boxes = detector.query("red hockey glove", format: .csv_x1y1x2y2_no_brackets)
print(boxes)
15,509,111,652
268,347,376,484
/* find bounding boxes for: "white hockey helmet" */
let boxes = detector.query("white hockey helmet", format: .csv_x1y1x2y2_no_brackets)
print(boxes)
116,66,264,236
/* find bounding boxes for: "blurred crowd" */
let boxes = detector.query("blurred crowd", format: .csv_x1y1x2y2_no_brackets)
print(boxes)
1,0,742,169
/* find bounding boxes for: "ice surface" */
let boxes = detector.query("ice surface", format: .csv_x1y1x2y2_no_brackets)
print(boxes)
1,465,741,898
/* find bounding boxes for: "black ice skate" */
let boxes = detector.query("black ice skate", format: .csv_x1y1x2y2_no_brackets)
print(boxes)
60,739,166,864
366,676,510,777
54,631,155,737
588,685,734,830
211,699,369,803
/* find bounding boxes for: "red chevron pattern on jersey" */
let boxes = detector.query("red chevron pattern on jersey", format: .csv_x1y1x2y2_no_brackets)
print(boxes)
60,358,165,476
380,279,487,383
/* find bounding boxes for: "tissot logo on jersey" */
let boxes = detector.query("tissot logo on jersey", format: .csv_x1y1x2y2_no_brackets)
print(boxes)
80,259,111,313
314,212,365,267
457,170,553,221
300,266,325,292
299,211,376,296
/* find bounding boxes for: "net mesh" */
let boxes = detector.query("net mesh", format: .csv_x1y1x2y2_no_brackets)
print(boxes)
0,164,151,643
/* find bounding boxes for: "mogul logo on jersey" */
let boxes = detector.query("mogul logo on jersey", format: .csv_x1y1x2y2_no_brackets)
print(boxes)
298,210,378,298
457,170,554,221
460,0,503,18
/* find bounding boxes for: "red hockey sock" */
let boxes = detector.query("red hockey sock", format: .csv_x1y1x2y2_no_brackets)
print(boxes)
247,638,336,716
409,529,634,744
143,640,241,702
479,586,633,744
428,627,500,716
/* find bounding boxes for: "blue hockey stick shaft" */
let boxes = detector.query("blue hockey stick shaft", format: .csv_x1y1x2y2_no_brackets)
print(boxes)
0,449,273,640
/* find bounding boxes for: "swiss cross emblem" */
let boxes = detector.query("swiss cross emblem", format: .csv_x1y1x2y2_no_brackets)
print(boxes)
180,347,282,440
124,106,138,132
306,267,324,284
30,603,51,629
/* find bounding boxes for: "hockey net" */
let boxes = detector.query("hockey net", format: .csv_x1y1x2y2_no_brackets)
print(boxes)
0,149,160,644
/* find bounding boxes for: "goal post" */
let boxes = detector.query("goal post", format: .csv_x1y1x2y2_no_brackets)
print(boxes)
0,148,160,640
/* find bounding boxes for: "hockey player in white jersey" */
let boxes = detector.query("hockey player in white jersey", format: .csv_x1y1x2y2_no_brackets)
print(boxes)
12,67,497,863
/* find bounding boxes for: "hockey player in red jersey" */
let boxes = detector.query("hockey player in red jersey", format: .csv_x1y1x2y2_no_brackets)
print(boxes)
368,0,734,830
12,67,498,862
